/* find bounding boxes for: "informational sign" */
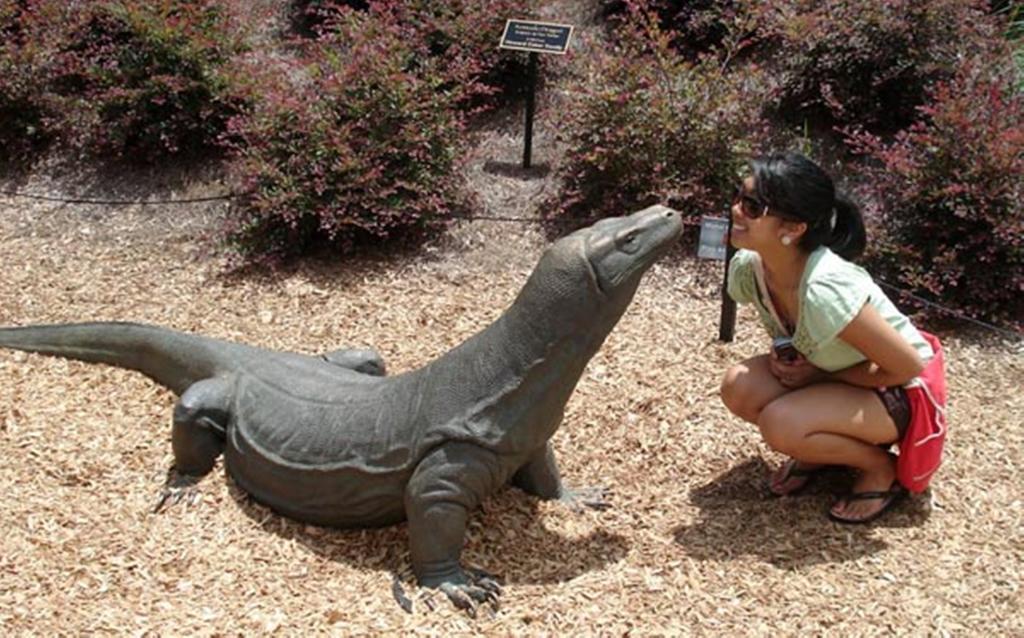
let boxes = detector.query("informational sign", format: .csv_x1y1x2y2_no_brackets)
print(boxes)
499,20,574,55
698,216,730,260
499,19,574,169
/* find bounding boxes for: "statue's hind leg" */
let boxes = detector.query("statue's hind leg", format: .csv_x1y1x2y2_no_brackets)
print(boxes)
155,377,232,512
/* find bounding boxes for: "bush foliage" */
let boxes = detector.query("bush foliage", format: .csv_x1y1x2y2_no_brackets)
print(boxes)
290,0,540,108
48,0,249,160
600,0,766,61
290,0,367,37
850,58,1024,328
770,0,1000,133
0,0,248,165
224,6,477,262
550,9,765,226
0,0,54,162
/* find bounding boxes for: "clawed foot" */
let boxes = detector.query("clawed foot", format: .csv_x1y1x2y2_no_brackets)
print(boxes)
153,468,202,513
560,485,612,512
419,567,503,617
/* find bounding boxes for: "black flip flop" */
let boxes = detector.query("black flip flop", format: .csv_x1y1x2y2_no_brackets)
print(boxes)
828,482,906,524
768,459,823,497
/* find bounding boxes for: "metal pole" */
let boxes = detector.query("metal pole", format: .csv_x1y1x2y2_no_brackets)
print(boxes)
718,214,737,342
523,52,538,170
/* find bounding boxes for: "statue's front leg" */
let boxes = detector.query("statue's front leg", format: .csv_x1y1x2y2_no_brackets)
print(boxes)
512,442,611,511
405,442,503,615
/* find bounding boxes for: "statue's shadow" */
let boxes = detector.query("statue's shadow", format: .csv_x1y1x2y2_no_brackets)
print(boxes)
227,477,629,586
672,457,932,569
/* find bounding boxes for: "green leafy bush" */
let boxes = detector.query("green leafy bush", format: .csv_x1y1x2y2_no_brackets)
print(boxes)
549,11,765,227
771,0,1000,134
849,58,1024,328
224,7,476,262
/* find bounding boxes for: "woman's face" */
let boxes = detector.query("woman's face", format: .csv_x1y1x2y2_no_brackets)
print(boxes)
730,176,778,250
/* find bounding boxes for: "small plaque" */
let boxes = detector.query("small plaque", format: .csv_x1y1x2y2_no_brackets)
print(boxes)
698,216,730,261
499,20,573,55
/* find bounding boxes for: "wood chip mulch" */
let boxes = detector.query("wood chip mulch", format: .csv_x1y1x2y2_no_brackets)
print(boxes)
2,152,1022,636
2,65,1023,635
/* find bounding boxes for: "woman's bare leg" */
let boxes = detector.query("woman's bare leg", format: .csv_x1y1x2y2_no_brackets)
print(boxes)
757,383,901,520
720,355,824,492
720,355,789,424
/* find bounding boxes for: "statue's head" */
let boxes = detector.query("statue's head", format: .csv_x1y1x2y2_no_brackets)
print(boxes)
571,205,683,301
520,205,683,330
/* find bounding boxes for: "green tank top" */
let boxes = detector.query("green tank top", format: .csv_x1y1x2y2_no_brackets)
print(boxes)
727,247,933,373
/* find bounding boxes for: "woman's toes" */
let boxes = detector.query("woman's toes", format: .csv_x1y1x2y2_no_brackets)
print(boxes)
830,499,849,518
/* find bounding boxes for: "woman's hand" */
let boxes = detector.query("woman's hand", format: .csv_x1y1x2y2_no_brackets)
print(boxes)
769,351,824,388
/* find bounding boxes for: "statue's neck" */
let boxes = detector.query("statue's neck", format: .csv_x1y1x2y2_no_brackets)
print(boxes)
424,289,618,399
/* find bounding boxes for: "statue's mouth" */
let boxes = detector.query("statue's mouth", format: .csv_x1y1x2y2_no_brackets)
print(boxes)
582,249,607,298
580,206,683,297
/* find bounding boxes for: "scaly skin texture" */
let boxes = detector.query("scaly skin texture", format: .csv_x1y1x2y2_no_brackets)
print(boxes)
0,205,682,612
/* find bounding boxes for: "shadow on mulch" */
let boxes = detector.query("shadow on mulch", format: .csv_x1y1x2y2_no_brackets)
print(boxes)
229,480,630,587
672,457,932,569
482,160,552,180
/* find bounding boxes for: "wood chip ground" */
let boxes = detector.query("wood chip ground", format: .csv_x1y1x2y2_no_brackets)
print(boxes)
2,128,1022,635
1,3,1022,634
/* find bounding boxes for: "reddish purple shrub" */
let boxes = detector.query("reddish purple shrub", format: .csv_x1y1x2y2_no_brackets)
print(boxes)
290,0,367,37
224,7,477,262
405,0,543,107
549,10,767,227
292,0,541,108
849,58,1024,329
0,0,59,163
772,0,1000,134
43,0,249,161
601,0,769,61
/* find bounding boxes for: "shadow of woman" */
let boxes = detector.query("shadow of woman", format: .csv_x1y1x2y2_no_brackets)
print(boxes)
228,478,629,587
671,457,932,569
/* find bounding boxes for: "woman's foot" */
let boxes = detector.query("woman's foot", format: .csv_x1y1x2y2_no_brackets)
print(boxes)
829,458,903,524
768,458,824,496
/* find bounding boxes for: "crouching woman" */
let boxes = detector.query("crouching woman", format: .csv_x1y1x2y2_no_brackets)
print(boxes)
719,152,942,524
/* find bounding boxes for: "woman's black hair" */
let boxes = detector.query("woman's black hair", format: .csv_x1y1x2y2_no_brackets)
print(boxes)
749,152,866,260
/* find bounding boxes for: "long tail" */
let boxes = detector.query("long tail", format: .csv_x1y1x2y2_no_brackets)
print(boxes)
0,322,254,395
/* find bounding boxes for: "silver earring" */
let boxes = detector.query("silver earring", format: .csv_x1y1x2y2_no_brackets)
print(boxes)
781,236,792,246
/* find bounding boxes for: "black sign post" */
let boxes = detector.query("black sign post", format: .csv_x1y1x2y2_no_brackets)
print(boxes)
696,214,737,342
499,20,574,170
523,52,538,169
718,215,737,342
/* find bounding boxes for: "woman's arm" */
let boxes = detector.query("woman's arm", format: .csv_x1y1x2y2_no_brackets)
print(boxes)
827,302,925,388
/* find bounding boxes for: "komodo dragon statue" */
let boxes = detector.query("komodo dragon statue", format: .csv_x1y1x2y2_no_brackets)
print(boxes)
0,205,682,611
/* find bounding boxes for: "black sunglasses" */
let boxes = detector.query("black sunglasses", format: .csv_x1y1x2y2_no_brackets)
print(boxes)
732,185,800,221
732,185,770,219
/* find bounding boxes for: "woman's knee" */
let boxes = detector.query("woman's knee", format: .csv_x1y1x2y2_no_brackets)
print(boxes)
720,363,756,421
757,401,802,455
721,356,783,423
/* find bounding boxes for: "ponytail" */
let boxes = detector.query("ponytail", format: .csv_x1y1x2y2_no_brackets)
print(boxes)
751,152,868,261
825,195,866,261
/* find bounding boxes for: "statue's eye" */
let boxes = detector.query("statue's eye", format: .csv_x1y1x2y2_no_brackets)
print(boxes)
616,230,640,254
